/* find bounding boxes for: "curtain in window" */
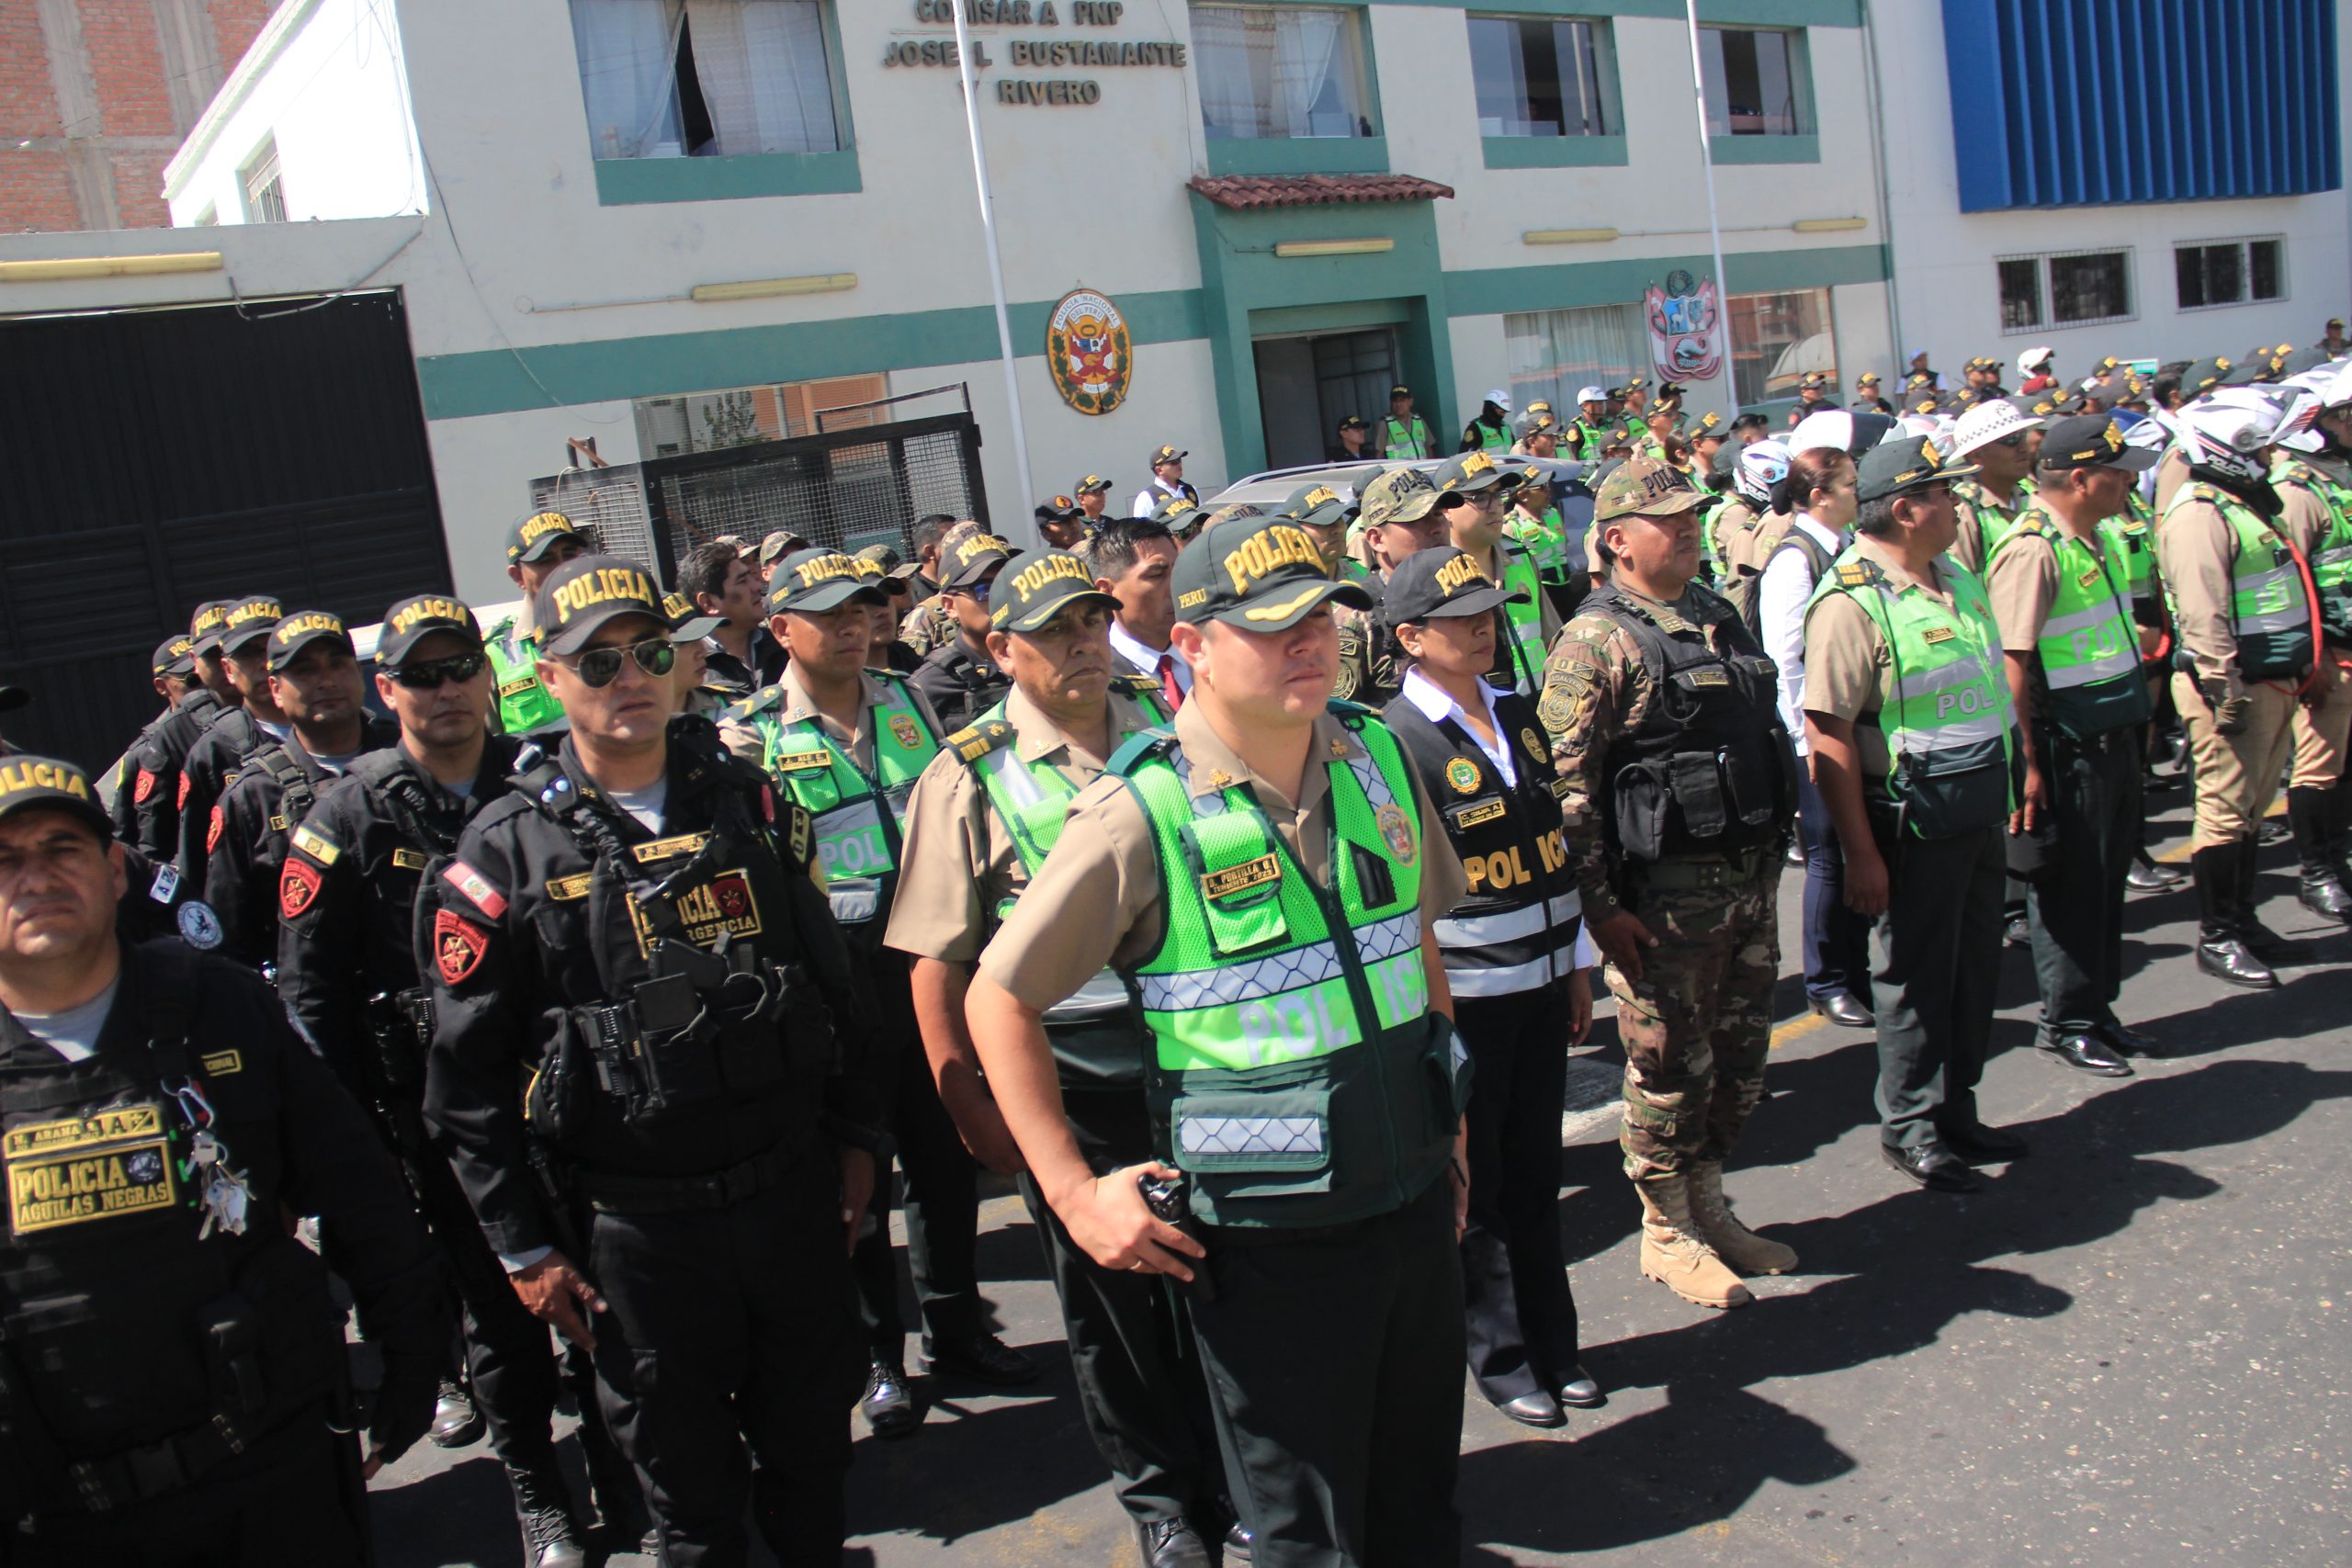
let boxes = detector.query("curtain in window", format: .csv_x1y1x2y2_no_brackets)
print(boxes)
1504,304,1645,417
1192,6,1354,140
1272,9,1345,138
571,0,684,159
684,0,840,156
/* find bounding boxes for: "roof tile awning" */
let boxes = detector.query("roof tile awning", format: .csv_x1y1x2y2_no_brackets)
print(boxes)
1185,174,1455,211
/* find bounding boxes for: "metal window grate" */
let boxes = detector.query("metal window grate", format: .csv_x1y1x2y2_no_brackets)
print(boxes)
1996,247,2134,335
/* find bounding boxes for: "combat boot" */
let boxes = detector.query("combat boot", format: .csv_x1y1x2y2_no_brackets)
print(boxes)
2192,845,2276,988
1688,1162,1797,1276
2232,833,2296,959
2288,787,2352,921
1635,1177,1751,1309
507,1459,588,1568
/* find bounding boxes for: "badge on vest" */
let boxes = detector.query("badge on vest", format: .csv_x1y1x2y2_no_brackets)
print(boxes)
1921,626,1958,645
391,849,429,871
627,869,763,953
1201,853,1280,901
1688,668,1730,687
1454,799,1507,829
889,715,922,750
279,860,322,919
773,749,832,773
1521,728,1546,765
1374,804,1418,866
435,908,490,984
633,831,712,864
1443,757,1481,795
149,863,180,905
200,1050,242,1076
176,901,223,951
6,1105,176,1236
546,872,594,901
290,824,340,865
497,676,537,699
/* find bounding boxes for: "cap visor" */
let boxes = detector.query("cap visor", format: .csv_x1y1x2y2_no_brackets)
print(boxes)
773,581,885,615
268,630,355,671
2091,448,2160,474
545,604,665,657
377,625,484,666
1003,588,1121,634
1415,583,1525,620
516,534,578,563
669,615,723,642
1203,578,1373,632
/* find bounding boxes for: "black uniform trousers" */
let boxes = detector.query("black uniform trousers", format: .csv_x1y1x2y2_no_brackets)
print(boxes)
1015,1086,1218,1529
851,954,984,1361
584,1145,862,1568
1455,978,1579,1407
2026,728,2140,1043
1796,772,1875,1005
1193,1179,1465,1568
1871,818,2007,1149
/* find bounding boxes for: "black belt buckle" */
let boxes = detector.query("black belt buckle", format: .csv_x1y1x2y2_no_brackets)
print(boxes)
125,1439,185,1500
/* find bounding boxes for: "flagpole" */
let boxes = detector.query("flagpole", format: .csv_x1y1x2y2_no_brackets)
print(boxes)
1683,2,1739,418
949,7,1037,533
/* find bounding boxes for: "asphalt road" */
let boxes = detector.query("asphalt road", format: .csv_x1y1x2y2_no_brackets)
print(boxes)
371,787,2352,1566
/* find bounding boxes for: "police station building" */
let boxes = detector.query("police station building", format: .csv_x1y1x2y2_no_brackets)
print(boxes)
2,0,2343,606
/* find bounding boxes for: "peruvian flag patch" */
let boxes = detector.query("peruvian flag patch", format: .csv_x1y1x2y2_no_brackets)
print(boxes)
440,860,508,919
435,908,490,985
279,858,322,919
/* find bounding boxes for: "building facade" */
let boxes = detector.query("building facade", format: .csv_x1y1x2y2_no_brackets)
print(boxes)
0,0,2342,607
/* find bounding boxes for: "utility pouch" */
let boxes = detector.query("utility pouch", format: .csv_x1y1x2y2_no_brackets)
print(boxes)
1719,744,1776,829
1347,840,1397,910
1668,753,1728,839
1611,761,1668,863
195,1293,265,1416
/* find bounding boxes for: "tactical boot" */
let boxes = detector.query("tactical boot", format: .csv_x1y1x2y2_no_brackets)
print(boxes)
1635,1178,1751,1309
508,1460,588,1568
1688,1162,1797,1276
2232,834,2296,959
2193,845,2276,989
2288,787,2352,921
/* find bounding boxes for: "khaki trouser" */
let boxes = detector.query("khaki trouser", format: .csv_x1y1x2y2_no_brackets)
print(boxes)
2173,673,2296,850
2290,659,2352,790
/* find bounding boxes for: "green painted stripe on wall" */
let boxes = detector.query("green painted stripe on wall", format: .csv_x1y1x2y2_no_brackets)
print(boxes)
1342,0,1860,24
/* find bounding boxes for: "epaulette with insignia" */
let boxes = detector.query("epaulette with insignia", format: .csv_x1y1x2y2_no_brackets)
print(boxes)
1325,697,1373,720
1113,673,1159,699
726,684,784,722
1834,560,1877,588
947,718,1014,765
1107,726,1178,776
2186,483,2222,504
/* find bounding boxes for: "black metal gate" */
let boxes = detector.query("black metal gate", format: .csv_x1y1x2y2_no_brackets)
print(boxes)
0,290,450,769
532,398,988,585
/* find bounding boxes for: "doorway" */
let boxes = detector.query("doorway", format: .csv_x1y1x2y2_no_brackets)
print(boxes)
1252,327,1400,471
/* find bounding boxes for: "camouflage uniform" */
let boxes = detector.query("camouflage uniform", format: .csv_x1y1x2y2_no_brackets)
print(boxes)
899,520,986,657
1539,593,1781,1185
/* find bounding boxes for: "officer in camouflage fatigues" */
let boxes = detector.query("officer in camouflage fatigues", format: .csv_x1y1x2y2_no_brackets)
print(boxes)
901,520,989,659
1540,457,1797,1312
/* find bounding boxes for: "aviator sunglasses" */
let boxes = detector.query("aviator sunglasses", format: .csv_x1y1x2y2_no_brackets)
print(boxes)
562,637,676,688
388,652,490,689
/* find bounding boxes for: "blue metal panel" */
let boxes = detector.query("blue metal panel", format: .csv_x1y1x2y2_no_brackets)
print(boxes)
1940,0,2342,209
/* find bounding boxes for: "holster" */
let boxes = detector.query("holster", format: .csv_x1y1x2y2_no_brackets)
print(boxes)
361,989,434,1156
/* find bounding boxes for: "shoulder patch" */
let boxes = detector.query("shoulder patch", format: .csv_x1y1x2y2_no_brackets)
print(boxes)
205,805,224,854
278,859,322,919
434,908,490,986
947,718,1013,765
132,768,159,804
1836,562,1871,587
440,860,508,919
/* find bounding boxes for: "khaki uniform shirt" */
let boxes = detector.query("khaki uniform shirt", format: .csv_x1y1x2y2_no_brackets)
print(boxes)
719,663,946,777
978,701,1466,1015
2154,490,2292,697
885,686,1161,964
1801,535,1972,780
1723,507,1791,581
2153,448,2192,515
1951,478,2030,578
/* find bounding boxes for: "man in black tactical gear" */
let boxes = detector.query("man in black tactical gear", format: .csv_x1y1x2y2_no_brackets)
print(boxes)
118,600,242,862
174,592,287,894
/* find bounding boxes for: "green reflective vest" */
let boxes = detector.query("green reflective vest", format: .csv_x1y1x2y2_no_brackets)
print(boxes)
1470,421,1511,455
2163,483,2315,681
2272,455,2352,646
1991,510,2154,738
2098,491,2158,604
1383,414,1432,459
734,672,941,929
1502,505,1572,586
484,620,564,737
1490,541,1550,700
1805,551,2014,839
1113,706,1462,1228
1953,476,2037,567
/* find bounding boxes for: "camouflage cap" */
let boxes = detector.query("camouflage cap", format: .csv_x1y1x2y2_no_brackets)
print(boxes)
1359,466,1442,529
1591,457,1705,523
1280,481,1357,530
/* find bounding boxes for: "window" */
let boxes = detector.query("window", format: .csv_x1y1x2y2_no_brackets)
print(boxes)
632,373,887,457
1504,303,1645,417
1193,5,1374,141
1467,16,1618,138
1699,26,1809,137
2177,237,2286,310
1726,288,1834,407
1997,248,2135,333
571,0,841,160
192,206,219,227
240,139,286,224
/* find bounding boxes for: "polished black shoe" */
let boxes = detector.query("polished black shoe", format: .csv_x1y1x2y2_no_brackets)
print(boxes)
1495,1389,1566,1428
1883,1141,1981,1192
429,1377,485,1450
509,1463,587,1568
1939,1121,2030,1164
2298,870,2352,921
1223,1519,1255,1562
2126,859,2187,891
2038,1032,2133,1078
1785,840,1805,866
922,1331,1041,1387
2196,932,2278,989
1138,1518,1215,1568
1555,1364,1605,1408
2099,1022,2164,1057
860,1359,920,1438
2004,913,2032,947
1810,990,1874,1028
2259,817,2291,846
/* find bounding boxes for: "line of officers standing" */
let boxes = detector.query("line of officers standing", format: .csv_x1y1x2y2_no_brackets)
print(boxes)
3,352,2344,1568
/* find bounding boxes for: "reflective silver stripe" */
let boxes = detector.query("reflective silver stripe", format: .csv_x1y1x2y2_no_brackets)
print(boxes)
2241,604,2309,633
974,744,1047,810
2237,563,2296,597
1433,888,1581,949
1345,747,1398,811
1137,913,1420,1012
817,795,884,840
1894,712,2007,750
1891,657,1995,703
1044,968,1129,1022
2045,649,2141,689
2041,601,2124,641
1179,1115,1325,1157
1354,911,1422,963
828,885,880,926
1443,940,1582,997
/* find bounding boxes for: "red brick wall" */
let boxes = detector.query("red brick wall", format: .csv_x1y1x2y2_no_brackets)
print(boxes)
210,0,275,78
0,0,62,140
80,1,177,139
0,150,82,232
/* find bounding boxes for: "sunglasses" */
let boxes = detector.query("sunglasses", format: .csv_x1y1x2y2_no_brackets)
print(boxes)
389,651,489,689
953,580,995,606
564,637,676,688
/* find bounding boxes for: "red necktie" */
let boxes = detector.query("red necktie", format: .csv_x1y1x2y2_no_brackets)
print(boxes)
1157,653,1184,712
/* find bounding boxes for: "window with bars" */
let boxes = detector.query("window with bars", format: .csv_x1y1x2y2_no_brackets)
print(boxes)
1467,15,1619,138
241,139,286,224
1996,249,2135,333
2177,237,2286,311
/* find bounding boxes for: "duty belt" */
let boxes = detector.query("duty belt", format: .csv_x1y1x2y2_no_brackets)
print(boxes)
60,1399,315,1514
571,1139,804,1214
1629,844,1776,891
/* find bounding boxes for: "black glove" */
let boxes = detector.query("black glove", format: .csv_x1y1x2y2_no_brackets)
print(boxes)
366,1350,439,1467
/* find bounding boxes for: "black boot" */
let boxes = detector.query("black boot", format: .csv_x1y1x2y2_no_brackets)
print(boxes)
2290,785,2352,920
508,1459,588,1568
2194,845,2277,988
2233,832,2295,958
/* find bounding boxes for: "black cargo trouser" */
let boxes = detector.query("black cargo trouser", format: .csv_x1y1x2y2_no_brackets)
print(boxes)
1871,818,2007,1149
2026,728,2140,1042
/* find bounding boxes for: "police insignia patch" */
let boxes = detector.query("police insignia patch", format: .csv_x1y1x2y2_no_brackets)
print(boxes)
133,768,157,804
435,908,490,985
890,716,922,751
177,773,192,807
1444,756,1481,795
1521,728,1545,763
205,807,224,854
1374,803,1417,866
176,901,222,952
441,861,508,919
278,859,322,919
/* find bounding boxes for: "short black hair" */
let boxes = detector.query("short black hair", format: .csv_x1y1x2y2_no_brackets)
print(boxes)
677,540,741,607
1084,519,1176,582
1854,494,1903,539
910,515,956,556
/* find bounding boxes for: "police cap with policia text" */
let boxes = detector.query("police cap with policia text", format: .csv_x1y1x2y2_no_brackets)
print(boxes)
375,594,483,665
1280,481,1358,530
537,554,670,655
0,755,110,838
1592,456,1707,523
1170,513,1374,631
2037,414,2159,474
990,550,1122,634
219,594,285,656
767,548,889,615
506,510,586,567
188,599,237,657
942,532,1016,589
153,636,196,680
1384,546,1528,625
265,611,355,672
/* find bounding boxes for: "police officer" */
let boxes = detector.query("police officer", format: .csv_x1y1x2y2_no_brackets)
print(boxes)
1984,417,2163,1078
1384,547,1597,1427
203,612,394,967
887,554,1228,1567
1500,457,1583,615
1133,446,1200,520
422,554,883,1565
1565,385,1612,462
2269,378,2352,919
107,633,201,832
1460,389,1513,455
1328,414,1374,464
1383,384,1434,459
119,602,241,861
277,595,640,1567
1331,467,1449,709
1715,442,1792,612
173,592,286,890
1946,401,2046,574
1283,480,1371,587
1076,474,1116,527
1038,494,1090,551
1804,436,2027,1192
0,754,443,1565
723,549,1035,1439
912,532,1017,731
2159,400,2317,986
1430,452,1562,702
487,511,592,739
965,513,1473,1566
1853,372,1894,415
1539,457,1797,1310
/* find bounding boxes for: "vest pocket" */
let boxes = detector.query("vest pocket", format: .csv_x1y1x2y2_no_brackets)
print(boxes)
1172,1084,1335,1209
